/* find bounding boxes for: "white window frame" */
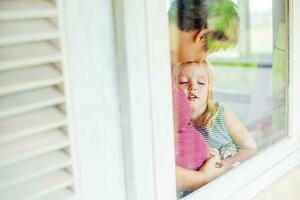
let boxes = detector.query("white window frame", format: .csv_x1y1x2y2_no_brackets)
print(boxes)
115,0,300,199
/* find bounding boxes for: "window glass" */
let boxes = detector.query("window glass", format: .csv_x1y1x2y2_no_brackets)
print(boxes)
168,0,288,197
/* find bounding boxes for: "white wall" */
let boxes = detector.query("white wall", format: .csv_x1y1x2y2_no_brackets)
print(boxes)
63,0,126,199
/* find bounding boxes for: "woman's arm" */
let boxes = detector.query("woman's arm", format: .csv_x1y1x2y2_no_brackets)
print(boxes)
176,157,227,190
176,166,207,190
223,107,257,169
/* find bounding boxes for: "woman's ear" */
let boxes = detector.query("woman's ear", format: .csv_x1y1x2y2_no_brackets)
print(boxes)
194,29,210,43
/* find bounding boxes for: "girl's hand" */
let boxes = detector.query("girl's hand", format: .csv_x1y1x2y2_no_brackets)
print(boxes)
209,148,220,157
199,157,227,183
209,148,224,168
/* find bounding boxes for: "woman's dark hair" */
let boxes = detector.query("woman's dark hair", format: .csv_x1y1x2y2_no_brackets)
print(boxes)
169,0,208,32
169,0,239,52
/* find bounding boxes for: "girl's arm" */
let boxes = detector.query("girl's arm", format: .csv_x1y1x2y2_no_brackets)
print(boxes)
223,107,257,169
176,157,227,190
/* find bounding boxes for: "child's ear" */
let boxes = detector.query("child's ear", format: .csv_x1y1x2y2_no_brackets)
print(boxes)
194,29,210,43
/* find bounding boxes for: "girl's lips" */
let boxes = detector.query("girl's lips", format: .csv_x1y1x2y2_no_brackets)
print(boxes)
188,95,199,101
188,97,196,101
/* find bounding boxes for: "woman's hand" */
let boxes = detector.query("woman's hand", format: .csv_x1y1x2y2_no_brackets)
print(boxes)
176,154,226,191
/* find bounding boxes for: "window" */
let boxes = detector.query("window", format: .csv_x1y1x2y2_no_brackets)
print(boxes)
169,0,289,197
208,0,288,150
115,0,300,199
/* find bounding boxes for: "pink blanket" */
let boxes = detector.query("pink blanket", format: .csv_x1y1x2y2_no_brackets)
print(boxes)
173,86,209,170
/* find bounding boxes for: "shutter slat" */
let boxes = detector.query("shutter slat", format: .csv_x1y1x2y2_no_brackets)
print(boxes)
0,0,57,21
0,107,67,144
0,170,73,200
0,65,63,96
0,87,65,119
0,151,71,190
0,19,59,46
0,42,61,71
38,189,74,200
0,129,69,167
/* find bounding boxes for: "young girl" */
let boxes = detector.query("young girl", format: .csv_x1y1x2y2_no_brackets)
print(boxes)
173,79,225,196
175,61,257,170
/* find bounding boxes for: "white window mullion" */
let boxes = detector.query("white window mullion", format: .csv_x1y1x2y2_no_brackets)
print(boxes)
114,0,157,199
144,0,177,199
115,0,176,200
289,0,300,145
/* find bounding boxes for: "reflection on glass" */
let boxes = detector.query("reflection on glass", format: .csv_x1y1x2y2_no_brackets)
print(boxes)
209,0,288,149
168,0,288,198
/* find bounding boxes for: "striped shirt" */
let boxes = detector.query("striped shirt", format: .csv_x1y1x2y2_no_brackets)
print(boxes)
194,105,239,159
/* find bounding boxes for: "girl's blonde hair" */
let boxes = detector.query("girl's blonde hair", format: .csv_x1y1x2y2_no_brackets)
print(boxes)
204,61,219,128
173,61,220,128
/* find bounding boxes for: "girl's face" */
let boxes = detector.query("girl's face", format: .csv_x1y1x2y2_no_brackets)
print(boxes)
178,63,209,117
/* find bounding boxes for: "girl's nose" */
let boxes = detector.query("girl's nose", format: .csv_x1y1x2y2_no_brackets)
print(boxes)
188,85,197,91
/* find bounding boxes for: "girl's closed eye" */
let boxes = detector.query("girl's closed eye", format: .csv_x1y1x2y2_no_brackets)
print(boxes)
197,81,205,85
178,77,188,84
179,81,188,84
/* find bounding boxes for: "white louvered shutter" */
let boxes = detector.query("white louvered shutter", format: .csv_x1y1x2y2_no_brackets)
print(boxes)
0,0,79,199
